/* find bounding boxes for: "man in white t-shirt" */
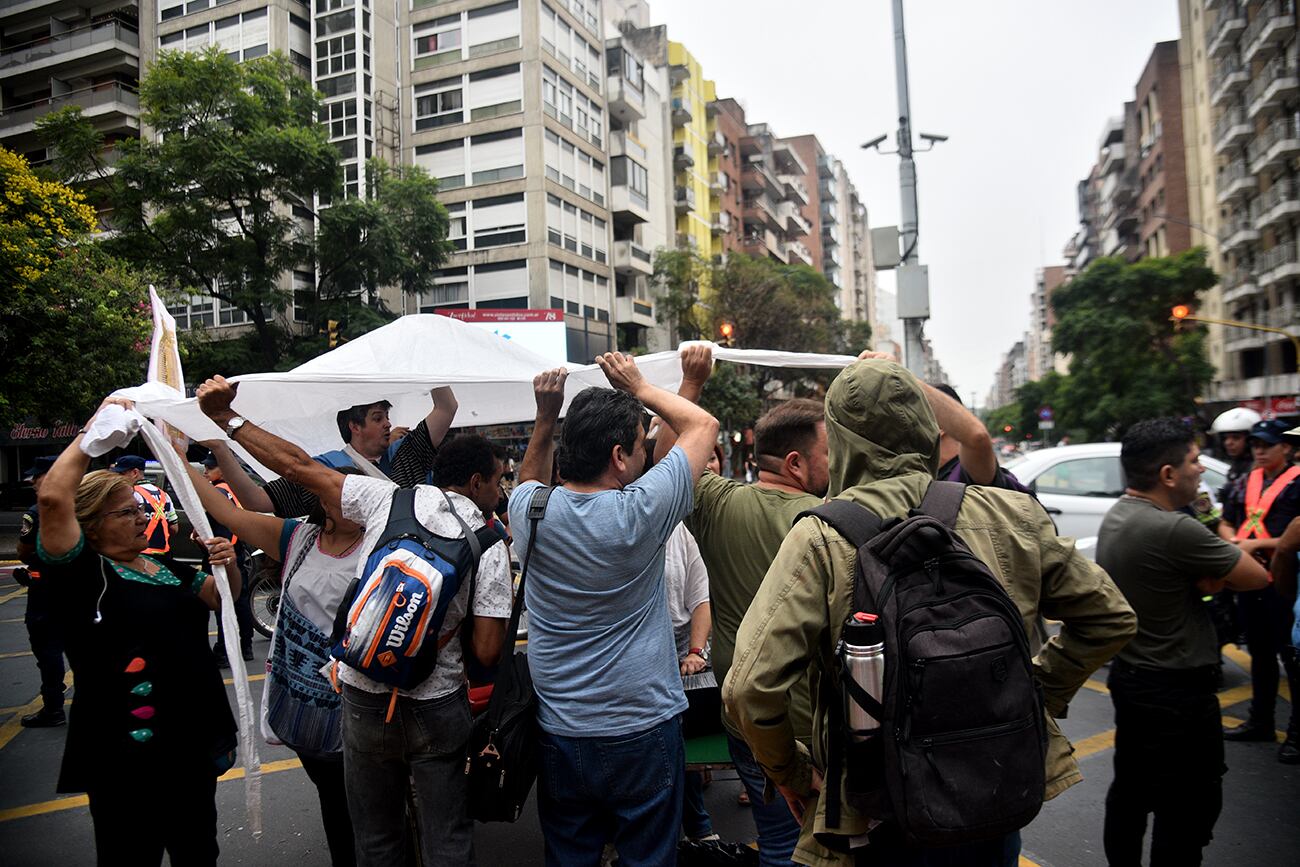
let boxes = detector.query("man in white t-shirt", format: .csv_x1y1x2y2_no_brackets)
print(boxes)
196,377,511,867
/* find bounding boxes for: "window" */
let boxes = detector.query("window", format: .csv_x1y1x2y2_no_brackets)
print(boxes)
540,2,601,87
466,1,520,57
317,0,353,10
545,193,605,263
542,65,602,146
177,9,266,60
445,204,467,249
318,9,354,36
289,12,311,67
414,78,463,130
467,65,522,121
161,1,186,21
471,193,526,248
318,73,356,98
317,33,357,76
473,260,527,301
293,271,316,323
421,266,470,310
415,139,465,189
1033,458,1124,498
320,99,358,139
469,129,524,184
611,156,647,209
413,15,461,68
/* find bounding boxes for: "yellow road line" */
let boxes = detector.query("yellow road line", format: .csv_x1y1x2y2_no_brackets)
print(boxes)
221,673,265,685
1221,714,1286,740
1218,683,1254,709
0,588,27,605
1081,678,1109,695
0,673,72,752
1223,645,1291,702
0,650,33,660
1072,729,1115,760
0,755,307,823
1019,857,1042,867
0,617,25,624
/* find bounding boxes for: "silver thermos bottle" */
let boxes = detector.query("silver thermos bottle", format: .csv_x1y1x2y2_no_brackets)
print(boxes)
842,612,885,742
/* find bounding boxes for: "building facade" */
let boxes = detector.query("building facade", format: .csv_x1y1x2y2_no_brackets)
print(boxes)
667,39,712,255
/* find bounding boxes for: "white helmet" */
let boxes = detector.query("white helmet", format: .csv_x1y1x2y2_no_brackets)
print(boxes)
1210,407,1263,434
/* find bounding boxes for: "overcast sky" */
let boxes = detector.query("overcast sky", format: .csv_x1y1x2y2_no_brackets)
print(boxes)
649,0,1181,406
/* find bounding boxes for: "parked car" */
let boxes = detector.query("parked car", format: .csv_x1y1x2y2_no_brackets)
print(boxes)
1003,443,1229,542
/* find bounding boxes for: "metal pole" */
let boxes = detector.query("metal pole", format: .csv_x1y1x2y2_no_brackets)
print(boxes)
892,0,925,376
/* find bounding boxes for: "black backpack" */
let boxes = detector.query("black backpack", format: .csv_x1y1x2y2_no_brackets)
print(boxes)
801,481,1046,847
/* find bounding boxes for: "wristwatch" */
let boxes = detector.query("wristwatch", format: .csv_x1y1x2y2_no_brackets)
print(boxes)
224,415,247,438
689,646,707,660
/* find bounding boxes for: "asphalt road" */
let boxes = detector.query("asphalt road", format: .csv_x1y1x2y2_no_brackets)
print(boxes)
0,563,1297,866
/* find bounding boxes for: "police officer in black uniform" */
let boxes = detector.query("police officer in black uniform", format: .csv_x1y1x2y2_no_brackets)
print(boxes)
14,456,66,727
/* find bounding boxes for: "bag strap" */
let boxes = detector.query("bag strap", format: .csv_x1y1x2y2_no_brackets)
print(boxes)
802,500,885,614
281,522,320,592
504,486,553,650
916,480,966,528
379,488,425,543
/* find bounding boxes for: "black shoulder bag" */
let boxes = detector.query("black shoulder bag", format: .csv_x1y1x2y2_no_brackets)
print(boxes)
465,485,553,823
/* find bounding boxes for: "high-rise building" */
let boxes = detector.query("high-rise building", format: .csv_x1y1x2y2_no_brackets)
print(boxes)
710,95,745,257
0,1,142,200
1187,0,1300,411
667,40,713,254
1135,41,1193,258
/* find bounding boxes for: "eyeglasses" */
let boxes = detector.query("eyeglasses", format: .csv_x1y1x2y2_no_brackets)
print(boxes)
101,504,150,521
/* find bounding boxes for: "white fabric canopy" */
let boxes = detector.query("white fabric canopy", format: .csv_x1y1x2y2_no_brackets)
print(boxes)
115,313,858,472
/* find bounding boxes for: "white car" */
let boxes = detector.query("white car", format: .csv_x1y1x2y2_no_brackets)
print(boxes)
1003,443,1229,543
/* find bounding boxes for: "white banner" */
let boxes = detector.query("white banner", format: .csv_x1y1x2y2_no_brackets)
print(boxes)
146,285,189,452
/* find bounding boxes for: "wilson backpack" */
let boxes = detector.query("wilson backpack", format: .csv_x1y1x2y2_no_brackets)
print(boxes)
800,481,1047,847
330,488,505,720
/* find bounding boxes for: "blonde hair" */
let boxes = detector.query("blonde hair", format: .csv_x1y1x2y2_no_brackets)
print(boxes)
75,470,134,530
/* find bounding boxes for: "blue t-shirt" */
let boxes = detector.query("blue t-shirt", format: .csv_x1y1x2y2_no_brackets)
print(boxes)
509,446,694,737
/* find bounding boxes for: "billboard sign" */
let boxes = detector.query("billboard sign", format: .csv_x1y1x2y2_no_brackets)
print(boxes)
436,309,568,364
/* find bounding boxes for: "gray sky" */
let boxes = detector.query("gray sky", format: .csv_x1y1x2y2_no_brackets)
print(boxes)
649,0,1181,406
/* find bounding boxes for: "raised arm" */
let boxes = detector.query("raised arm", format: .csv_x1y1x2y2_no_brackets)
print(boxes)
653,344,713,464
36,400,132,557
176,455,286,560
197,376,345,515
920,382,996,484
598,353,719,482
424,386,459,450
204,440,274,512
519,368,567,484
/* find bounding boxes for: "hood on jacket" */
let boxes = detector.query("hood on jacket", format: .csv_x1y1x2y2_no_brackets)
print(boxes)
825,359,940,501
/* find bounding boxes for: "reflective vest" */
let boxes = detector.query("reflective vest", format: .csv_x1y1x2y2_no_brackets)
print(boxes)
135,484,172,555
1235,465,1300,541
213,481,242,545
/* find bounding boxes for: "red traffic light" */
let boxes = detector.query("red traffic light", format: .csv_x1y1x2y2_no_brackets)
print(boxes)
1171,305,1191,320
719,322,734,338
1003,425,1013,433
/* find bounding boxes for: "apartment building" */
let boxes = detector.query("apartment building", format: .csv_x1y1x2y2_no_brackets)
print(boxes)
710,95,744,257
1194,0,1300,409
822,155,875,324
667,40,712,255
1136,41,1194,258
0,1,142,182
1025,265,1067,382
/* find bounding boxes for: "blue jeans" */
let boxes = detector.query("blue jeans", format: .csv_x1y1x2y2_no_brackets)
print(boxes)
726,732,801,867
538,714,684,867
682,770,713,838
341,684,473,867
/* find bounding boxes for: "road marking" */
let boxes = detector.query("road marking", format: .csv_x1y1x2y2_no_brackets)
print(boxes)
0,588,27,605
1222,714,1286,740
1223,645,1291,702
1019,857,1042,867
1218,684,1254,709
221,673,265,685
0,650,33,660
0,617,25,624
0,673,73,752
1081,678,1109,695
0,755,307,823
1072,729,1115,760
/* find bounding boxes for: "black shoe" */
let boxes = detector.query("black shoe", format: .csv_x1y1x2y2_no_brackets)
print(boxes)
241,646,255,662
213,653,230,670
1223,720,1278,742
1280,739,1300,764
21,708,66,728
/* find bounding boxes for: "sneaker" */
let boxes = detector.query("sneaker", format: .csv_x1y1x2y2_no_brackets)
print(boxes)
20,708,66,728
1223,720,1278,742
1279,739,1300,764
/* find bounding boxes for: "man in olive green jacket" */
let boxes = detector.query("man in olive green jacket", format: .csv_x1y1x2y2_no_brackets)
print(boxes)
723,359,1136,867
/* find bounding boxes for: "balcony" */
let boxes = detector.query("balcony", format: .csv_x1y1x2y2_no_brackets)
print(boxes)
1221,207,1261,253
711,211,731,235
1257,241,1300,286
674,184,695,214
1217,160,1258,204
786,239,813,266
818,154,835,180
780,174,809,206
606,75,645,124
0,20,139,78
671,97,692,127
613,239,654,276
708,130,725,155
609,129,647,162
615,294,656,328
1250,116,1300,172
0,82,139,138
773,141,807,176
1243,0,1296,64
1258,180,1300,230
1099,142,1126,176
709,171,726,195
1246,57,1300,119
741,229,785,262
669,63,690,86
610,180,650,225
742,194,781,231
1208,4,1248,57
1211,57,1251,107
1213,108,1252,153
777,200,810,237
673,146,694,171
1221,267,1262,305
741,158,783,198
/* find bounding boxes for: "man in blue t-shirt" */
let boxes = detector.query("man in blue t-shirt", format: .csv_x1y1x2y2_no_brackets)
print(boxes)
508,353,719,866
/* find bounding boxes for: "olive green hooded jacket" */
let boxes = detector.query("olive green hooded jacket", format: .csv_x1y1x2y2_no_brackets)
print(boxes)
722,360,1136,866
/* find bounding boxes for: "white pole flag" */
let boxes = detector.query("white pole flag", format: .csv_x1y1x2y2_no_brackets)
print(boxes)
146,285,189,450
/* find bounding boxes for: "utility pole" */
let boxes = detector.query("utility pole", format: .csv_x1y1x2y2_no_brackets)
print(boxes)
892,0,926,377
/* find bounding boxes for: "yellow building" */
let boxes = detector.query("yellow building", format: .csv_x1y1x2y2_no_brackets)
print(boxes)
668,42,714,256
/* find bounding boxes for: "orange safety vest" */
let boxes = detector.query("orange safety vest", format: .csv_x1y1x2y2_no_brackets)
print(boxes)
135,484,172,555
1235,465,1300,541
213,481,242,546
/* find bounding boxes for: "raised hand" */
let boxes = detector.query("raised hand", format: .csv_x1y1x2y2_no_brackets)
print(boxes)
680,343,714,388
533,368,568,422
596,352,645,395
196,376,238,420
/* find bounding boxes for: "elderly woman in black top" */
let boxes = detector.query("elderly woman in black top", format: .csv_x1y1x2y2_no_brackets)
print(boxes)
36,398,240,866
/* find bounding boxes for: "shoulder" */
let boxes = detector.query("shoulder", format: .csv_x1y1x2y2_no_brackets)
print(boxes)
694,469,739,502
341,475,398,515
956,485,1042,531
441,489,486,529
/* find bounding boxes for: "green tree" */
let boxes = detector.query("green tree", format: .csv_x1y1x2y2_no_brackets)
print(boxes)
652,248,710,343
38,49,451,370
0,146,96,290
1050,249,1217,439
699,363,762,432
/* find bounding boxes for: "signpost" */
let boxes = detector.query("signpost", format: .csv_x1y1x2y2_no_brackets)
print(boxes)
1038,406,1055,432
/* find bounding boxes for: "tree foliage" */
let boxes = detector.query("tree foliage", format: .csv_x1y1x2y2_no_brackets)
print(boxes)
37,49,451,371
0,147,96,289
1049,250,1216,439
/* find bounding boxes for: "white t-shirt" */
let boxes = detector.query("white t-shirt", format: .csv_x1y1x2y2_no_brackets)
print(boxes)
663,523,709,656
339,476,513,700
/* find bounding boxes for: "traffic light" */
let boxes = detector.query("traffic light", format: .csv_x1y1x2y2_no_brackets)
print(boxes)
1003,425,1013,433
327,319,340,348
1170,305,1191,330
718,321,735,347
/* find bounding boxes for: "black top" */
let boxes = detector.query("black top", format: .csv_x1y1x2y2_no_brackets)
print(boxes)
265,418,440,518
1223,466,1300,538
17,506,55,621
36,535,237,793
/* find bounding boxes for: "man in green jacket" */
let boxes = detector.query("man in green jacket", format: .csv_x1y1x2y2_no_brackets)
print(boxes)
724,358,1137,866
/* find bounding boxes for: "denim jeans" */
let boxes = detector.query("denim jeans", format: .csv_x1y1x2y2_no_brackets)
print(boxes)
538,714,684,867
341,684,473,867
682,770,713,839
1103,660,1224,867
726,732,801,867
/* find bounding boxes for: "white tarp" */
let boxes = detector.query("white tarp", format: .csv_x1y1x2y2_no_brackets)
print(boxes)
116,313,858,468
